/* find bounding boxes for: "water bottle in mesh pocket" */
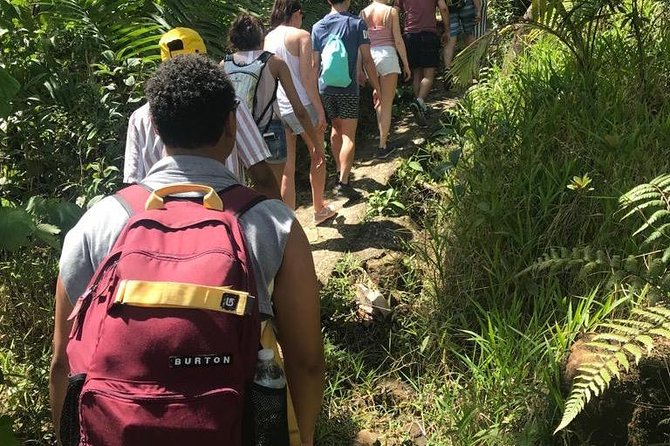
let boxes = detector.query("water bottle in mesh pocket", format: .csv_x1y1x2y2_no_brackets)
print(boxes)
248,382,290,446
59,373,86,446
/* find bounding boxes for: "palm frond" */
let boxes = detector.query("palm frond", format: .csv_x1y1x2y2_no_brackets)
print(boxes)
450,28,502,88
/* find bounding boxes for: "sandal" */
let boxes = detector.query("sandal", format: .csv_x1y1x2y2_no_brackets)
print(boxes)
313,204,337,226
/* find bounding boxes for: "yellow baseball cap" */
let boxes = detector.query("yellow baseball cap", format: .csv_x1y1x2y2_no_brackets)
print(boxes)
159,27,207,61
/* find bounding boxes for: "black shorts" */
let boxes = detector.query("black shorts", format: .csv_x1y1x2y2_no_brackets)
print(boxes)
403,31,440,69
321,93,359,120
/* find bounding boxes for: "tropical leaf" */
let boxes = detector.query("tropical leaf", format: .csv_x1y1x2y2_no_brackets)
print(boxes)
0,416,20,446
0,65,20,118
0,207,36,252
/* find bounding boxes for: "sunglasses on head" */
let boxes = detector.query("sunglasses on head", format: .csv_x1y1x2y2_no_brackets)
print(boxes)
291,5,304,17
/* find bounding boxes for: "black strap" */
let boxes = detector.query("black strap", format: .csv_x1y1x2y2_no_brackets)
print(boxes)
258,78,279,135
253,51,278,133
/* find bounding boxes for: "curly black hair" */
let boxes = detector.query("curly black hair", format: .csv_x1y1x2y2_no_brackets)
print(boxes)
228,14,264,51
145,54,236,150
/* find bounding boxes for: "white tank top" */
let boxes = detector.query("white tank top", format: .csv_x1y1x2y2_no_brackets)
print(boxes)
264,25,311,116
230,50,277,129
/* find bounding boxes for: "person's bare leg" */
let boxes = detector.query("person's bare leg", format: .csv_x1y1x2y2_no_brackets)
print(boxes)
333,118,358,184
417,67,436,102
412,67,423,98
444,36,457,71
330,125,342,174
299,130,328,213
379,73,398,149
375,75,383,146
282,130,298,209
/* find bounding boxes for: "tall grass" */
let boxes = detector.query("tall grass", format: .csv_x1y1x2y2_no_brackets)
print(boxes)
400,5,670,443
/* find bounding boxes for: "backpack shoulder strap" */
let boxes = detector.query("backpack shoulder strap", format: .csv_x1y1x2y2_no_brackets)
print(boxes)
253,51,278,133
114,183,152,217
258,51,273,64
220,184,268,218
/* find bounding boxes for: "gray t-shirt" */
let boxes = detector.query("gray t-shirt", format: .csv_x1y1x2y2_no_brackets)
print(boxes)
59,155,295,317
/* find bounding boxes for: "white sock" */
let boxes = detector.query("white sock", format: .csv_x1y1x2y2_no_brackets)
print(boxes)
416,97,427,110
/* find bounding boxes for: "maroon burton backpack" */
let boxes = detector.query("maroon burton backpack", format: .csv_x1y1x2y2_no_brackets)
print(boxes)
62,183,265,446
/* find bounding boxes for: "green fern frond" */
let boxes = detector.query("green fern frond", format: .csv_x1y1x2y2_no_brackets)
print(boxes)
620,175,670,246
554,304,670,434
633,210,670,237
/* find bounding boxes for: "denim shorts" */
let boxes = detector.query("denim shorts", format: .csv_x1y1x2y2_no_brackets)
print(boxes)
263,119,287,164
449,0,477,37
280,103,319,135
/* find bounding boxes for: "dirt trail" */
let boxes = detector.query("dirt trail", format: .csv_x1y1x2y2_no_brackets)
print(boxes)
293,85,459,284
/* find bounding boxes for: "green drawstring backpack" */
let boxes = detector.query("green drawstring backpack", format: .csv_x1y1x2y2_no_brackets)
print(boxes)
320,32,351,88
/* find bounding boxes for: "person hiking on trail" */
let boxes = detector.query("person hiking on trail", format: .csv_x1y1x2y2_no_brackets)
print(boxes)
442,0,482,87
394,0,449,126
360,0,411,158
49,54,324,446
123,28,279,199
312,0,382,202
225,14,336,226
263,4,338,225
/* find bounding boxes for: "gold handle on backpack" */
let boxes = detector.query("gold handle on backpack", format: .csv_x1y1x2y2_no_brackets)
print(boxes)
145,183,223,211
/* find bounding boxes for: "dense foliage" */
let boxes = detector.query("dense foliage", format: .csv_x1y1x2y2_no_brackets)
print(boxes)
402,0,670,442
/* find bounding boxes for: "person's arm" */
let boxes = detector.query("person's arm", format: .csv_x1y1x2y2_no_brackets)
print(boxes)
235,101,280,198
298,31,326,133
269,55,324,167
472,0,482,21
391,8,411,81
247,160,281,199
49,276,74,446
356,48,366,86
360,43,381,106
272,220,324,446
357,11,368,85
123,109,146,183
437,0,450,43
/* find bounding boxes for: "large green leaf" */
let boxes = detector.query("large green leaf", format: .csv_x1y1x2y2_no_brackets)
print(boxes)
0,66,20,118
0,207,35,252
25,196,84,235
0,416,20,446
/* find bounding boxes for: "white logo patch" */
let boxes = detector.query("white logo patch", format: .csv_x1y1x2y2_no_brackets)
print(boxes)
169,354,233,368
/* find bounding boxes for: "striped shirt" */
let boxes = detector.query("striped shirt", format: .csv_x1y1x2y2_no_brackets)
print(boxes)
123,100,270,183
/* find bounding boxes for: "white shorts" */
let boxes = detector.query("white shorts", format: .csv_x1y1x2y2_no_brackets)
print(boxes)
371,45,401,76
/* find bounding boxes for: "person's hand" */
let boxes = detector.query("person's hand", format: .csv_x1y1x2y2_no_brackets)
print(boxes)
357,69,367,86
372,89,381,109
403,66,411,82
316,110,327,133
310,146,325,169
441,32,449,44
475,10,482,21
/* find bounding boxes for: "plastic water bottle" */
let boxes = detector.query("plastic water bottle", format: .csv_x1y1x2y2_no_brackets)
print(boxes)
250,348,289,446
254,348,286,389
